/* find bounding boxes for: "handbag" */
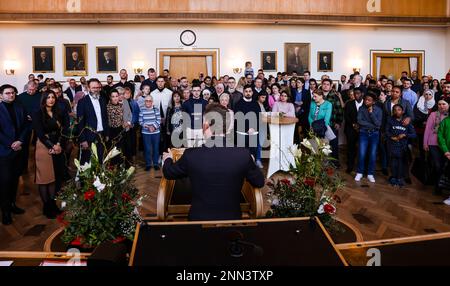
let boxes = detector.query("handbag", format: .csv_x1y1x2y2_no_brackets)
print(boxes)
311,119,327,138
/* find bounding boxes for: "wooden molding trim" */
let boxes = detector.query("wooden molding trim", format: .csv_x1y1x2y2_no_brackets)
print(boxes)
0,13,448,26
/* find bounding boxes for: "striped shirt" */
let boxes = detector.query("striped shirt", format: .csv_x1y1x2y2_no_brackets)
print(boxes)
139,105,161,135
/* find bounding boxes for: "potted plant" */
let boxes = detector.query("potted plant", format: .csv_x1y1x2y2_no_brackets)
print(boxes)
55,143,143,251
266,134,350,236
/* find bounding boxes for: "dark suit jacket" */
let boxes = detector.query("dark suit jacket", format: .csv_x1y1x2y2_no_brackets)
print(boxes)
319,62,331,71
99,58,116,71
35,59,52,71
344,100,359,139
163,140,265,221
0,102,29,157
67,59,85,71
76,95,109,144
64,85,82,102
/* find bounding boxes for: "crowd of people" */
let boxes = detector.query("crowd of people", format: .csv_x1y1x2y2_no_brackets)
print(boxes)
1,63,450,225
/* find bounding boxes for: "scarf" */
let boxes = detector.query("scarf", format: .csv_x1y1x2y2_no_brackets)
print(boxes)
417,96,435,115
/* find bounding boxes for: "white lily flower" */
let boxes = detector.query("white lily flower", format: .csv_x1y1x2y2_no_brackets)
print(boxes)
93,176,106,192
74,159,81,170
321,146,332,156
80,162,92,172
91,143,98,160
301,139,316,154
126,166,136,178
289,144,302,158
103,147,121,164
317,204,325,214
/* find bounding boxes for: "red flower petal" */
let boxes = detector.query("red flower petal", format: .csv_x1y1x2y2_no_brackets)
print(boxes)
324,204,336,214
112,236,126,244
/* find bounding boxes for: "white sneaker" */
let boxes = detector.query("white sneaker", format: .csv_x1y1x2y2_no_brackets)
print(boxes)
444,197,450,206
256,160,264,169
367,175,376,183
354,173,363,182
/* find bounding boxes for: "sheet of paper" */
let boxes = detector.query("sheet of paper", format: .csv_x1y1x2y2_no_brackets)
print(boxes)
0,261,14,266
40,260,87,267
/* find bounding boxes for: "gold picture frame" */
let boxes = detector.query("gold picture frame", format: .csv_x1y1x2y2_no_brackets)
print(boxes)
284,43,310,75
317,51,333,72
63,44,88,76
96,46,118,73
32,46,55,73
261,51,277,72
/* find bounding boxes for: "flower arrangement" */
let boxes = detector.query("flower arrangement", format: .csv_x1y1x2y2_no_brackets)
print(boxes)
57,143,143,248
266,134,344,228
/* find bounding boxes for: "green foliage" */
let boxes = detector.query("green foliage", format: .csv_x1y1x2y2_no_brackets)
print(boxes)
266,133,344,229
57,144,143,247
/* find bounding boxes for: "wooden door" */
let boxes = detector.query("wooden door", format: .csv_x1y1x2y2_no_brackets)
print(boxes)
379,57,410,80
169,56,207,82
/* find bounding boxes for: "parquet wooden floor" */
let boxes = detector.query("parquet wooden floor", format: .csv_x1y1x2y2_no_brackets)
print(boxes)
1,149,450,251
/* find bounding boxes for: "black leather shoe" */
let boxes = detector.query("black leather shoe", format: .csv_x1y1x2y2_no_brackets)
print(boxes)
10,203,25,215
154,166,160,171
1,211,12,225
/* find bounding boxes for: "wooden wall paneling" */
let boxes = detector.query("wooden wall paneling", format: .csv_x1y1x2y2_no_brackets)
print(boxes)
0,0,448,17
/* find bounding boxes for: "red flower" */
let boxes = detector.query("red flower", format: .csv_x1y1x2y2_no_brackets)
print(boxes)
121,193,132,202
56,212,69,226
304,178,316,187
108,165,115,171
324,204,336,214
280,179,291,186
326,168,334,176
112,236,126,244
70,236,83,246
84,190,96,201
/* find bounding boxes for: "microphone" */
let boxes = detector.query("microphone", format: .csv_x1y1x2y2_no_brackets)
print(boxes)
228,231,264,258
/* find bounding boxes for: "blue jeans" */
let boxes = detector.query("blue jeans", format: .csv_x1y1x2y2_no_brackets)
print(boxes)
142,133,160,168
357,130,379,176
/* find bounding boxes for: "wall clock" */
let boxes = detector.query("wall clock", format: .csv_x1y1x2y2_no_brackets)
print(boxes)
180,30,196,46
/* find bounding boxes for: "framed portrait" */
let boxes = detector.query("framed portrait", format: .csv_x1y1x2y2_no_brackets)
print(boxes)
63,44,88,76
33,46,55,73
284,43,310,75
97,46,118,73
261,51,277,71
317,51,333,72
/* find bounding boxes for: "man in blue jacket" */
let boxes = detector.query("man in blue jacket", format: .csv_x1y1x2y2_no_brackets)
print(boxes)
355,92,383,184
0,84,29,225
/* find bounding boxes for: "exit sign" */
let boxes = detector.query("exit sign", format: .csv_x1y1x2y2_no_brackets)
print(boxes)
394,48,402,53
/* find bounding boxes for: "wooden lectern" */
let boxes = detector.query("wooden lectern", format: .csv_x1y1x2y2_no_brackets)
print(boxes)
156,148,264,221
129,217,348,266
263,114,299,178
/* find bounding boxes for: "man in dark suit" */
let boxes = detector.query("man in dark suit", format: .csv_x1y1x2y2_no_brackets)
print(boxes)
0,84,29,225
67,50,85,71
76,78,109,164
263,54,275,71
319,55,331,71
162,104,265,221
234,85,261,158
287,46,306,74
99,50,116,72
344,88,363,174
35,50,52,71
64,78,82,103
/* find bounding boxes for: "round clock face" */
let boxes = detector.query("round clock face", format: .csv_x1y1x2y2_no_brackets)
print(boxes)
180,30,196,46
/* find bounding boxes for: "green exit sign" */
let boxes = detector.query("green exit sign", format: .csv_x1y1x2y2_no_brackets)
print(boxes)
394,48,402,53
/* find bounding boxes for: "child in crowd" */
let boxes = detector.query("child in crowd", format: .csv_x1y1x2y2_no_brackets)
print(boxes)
386,104,417,187
244,61,254,80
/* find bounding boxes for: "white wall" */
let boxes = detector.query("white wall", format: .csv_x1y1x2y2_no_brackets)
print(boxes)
0,23,448,90
447,27,450,75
